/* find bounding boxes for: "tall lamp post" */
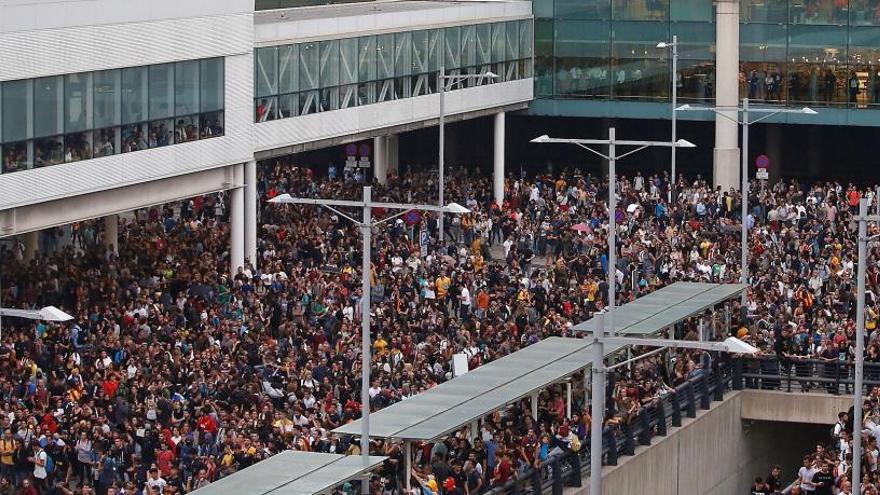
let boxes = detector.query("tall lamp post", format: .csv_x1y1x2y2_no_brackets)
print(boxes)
678,99,816,308
531,129,696,337
437,68,499,242
268,187,469,491
531,130,696,495
852,198,880,494
656,35,678,203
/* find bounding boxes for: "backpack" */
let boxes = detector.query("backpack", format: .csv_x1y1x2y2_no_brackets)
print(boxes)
45,454,55,474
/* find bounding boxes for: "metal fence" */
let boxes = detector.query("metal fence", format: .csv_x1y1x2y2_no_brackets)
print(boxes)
733,355,880,394
487,363,732,495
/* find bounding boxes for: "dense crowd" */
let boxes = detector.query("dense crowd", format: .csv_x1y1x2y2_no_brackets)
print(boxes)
1,159,880,495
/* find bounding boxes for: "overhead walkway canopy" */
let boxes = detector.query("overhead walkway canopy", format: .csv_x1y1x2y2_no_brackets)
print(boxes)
333,282,744,443
190,451,387,495
572,282,746,335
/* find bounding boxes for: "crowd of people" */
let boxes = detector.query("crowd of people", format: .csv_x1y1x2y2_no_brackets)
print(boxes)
1,159,879,495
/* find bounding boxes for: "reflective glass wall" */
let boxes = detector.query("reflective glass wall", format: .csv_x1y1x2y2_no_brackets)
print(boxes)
536,0,880,108
0,58,224,174
254,19,534,122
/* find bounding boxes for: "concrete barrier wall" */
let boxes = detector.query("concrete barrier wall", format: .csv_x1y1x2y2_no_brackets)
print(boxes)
575,391,826,495
740,389,852,425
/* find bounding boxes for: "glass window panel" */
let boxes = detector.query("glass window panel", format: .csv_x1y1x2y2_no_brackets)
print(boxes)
850,0,880,25
445,27,461,70
65,73,92,134
476,24,492,66
320,40,340,88
149,64,175,120
534,0,554,18
462,25,477,67
555,20,611,97
535,19,555,96
121,122,148,152
848,27,880,105
256,47,279,97
492,23,507,63
671,0,713,21
740,0,787,23
613,0,668,21
740,24,787,101
93,127,119,157
678,59,715,101
340,38,358,84
34,76,63,138
611,21,670,99
394,32,412,77
200,111,224,138
555,0,610,19
279,45,300,94
34,136,64,167
377,34,395,79
300,42,320,90
149,119,174,147
506,21,520,60
359,36,377,81
64,131,92,162
201,58,225,113
791,0,847,25
94,69,121,129
520,20,534,59
428,29,441,72
2,80,33,142
174,114,199,143
175,60,200,117
788,24,848,104
412,31,429,74
121,66,148,125
2,142,30,173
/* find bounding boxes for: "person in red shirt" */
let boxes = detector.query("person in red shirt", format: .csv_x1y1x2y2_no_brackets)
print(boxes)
197,412,218,436
491,451,511,487
156,444,176,477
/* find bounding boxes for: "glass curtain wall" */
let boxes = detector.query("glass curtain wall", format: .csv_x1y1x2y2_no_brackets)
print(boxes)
540,0,880,109
0,57,224,175
254,19,534,122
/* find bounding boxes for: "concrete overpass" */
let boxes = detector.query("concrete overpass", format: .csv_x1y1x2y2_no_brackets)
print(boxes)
577,389,845,495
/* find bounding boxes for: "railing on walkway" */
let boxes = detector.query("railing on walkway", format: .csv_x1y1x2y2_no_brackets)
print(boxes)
486,363,733,495
733,355,880,394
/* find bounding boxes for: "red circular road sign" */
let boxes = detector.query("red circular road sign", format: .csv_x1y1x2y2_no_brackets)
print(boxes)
755,154,770,169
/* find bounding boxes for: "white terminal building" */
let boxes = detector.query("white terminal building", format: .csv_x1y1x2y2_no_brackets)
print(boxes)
0,0,534,269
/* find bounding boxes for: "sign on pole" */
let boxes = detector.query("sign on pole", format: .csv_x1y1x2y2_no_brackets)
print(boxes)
756,169,768,180
419,229,429,257
755,154,769,169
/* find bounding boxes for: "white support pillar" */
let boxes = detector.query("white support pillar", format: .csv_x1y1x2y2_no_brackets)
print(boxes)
493,112,505,206
405,441,412,492
244,160,258,269
374,136,388,185
23,231,39,262
230,164,245,274
566,381,572,419
530,392,539,420
103,215,118,255
470,421,479,441
714,0,741,191
387,134,399,180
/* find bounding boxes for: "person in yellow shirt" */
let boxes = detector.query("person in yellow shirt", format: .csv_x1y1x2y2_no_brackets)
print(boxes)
373,335,388,356
435,272,451,300
0,430,15,470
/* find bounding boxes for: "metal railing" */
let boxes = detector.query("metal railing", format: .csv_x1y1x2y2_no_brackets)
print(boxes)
485,364,733,495
733,355,880,394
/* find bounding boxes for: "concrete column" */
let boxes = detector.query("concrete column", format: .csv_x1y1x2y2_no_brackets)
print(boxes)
244,160,258,269
714,0,741,191
103,215,118,255
230,164,245,274
374,135,388,185
387,134,399,180
23,231,39,262
493,112,505,206
530,392,539,420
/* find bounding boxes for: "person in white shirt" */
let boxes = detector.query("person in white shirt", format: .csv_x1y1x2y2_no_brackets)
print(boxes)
459,285,471,319
798,456,817,493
